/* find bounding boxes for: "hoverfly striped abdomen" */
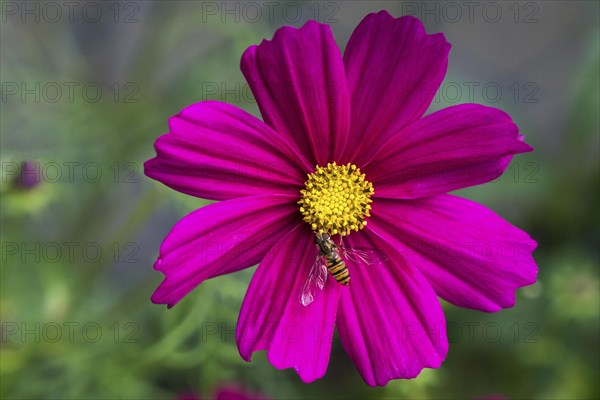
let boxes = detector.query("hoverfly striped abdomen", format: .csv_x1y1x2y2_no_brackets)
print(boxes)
315,233,350,287
325,254,350,286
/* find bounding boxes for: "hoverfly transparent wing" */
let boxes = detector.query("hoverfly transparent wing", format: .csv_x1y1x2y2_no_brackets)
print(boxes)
300,256,329,306
337,237,387,266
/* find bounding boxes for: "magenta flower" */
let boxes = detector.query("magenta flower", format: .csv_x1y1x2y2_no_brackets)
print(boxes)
145,11,538,386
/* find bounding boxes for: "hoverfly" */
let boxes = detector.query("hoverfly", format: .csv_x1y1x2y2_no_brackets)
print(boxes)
300,232,384,306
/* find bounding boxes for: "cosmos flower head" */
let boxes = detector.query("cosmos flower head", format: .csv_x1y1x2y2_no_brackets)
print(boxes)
145,11,538,386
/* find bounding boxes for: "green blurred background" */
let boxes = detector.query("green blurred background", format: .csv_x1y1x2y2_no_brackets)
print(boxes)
1,1,598,399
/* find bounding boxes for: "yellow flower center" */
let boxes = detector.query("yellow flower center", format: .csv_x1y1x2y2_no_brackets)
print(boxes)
298,162,374,236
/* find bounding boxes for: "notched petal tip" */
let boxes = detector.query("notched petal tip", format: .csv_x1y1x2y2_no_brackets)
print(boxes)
237,346,324,383
431,31,452,47
365,11,452,46
237,347,253,363
516,134,535,152
266,351,323,384
500,117,534,154
244,18,332,51
477,105,534,153
152,257,164,271
236,333,330,383
241,19,335,76
240,44,258,69
143,134,171,180
241,18,335,70
143,157,157,178
150,287,175,308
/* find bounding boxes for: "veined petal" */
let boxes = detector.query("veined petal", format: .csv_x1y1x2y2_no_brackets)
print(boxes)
145,101,311,201
364,104,533,199
369,195,538,312
342,12,450,164
337,230,448,386
237,224,342,383
241,21,351,166
152,194,298,308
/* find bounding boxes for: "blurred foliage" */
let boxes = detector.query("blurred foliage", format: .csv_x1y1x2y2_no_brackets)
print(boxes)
1,2,598,400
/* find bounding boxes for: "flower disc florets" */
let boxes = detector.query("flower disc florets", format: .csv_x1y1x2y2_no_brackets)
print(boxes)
298,162,374,236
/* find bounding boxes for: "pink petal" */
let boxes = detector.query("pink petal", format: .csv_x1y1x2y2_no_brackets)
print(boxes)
342,12,451,165
241,21,350,166
337,230,448,386
152,194,298,308
145,101,311,201
236,224,342,383
364,104,533,199
369,195,538,312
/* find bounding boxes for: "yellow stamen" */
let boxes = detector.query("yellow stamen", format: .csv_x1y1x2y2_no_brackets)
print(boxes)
298,162,374,236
